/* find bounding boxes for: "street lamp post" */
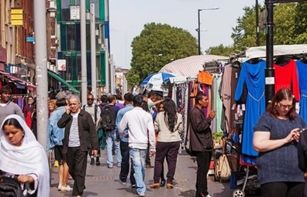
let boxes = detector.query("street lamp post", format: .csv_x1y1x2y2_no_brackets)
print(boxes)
197,8,219,55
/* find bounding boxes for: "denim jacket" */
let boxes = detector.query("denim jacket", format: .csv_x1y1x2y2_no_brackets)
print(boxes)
48,106,66,149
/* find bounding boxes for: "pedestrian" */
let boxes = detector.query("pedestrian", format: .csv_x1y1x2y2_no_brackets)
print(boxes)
48,95,72,192
116,93,136,187
189,92,215,197
0,86,24,126
100,95,121,168
119,94,156,197
253,88,305,197
0,114,50,196
150,98,183,189
57,95,99,197
83,93,101,166
23,96,35,128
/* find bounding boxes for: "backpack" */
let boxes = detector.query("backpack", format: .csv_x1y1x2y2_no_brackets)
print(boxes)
0,176,23,197
100,105,116,131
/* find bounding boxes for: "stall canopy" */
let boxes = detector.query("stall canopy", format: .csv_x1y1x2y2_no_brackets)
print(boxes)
47,70,80,94
0,70,36,90
245,44,307,59
159,55,227,77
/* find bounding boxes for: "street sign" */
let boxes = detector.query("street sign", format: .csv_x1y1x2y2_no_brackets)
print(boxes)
26,36,35,43
70,6,80,20
10,8,23,26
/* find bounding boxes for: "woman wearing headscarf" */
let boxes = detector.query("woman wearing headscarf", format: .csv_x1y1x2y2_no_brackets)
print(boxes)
0,114,50,196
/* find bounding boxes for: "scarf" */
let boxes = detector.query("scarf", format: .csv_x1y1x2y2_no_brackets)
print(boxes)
0,114,50,196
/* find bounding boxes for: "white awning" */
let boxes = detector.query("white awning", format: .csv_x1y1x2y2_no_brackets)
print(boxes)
245,44,307,59
159,55,227,77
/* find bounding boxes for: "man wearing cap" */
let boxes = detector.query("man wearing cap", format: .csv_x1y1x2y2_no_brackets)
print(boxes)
0,86,24,125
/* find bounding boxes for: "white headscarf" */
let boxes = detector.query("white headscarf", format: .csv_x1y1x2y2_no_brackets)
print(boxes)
0,114,50,196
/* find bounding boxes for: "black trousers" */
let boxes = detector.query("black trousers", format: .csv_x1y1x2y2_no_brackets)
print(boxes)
195,151,212,197
66,147,88,196
261,182,305,197
153,141,180,183
119,141,135,184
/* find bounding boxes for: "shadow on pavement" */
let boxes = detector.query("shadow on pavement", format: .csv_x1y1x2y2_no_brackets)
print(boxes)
178,189,195,197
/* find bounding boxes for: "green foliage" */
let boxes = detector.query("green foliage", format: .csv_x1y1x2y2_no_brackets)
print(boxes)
230,3,307,50
127,23,198,86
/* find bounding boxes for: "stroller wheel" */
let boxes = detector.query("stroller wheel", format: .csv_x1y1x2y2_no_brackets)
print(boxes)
233,189,245,197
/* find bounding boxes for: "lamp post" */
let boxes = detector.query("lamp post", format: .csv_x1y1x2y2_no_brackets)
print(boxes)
197,8,219,55
255,0,260,46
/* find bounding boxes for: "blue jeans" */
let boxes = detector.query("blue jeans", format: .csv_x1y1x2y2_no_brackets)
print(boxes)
130,148,147,196
106,130,122,167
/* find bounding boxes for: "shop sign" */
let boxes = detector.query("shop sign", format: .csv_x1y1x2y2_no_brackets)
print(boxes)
70,6,80,20
11,8,23,26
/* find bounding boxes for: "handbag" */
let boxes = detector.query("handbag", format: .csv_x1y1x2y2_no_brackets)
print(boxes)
0,176,23,197
216,154,231,181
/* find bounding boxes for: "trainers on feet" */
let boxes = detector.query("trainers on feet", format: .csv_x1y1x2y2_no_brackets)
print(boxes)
61,185,73,192
131,184,136,188
57,184,62,191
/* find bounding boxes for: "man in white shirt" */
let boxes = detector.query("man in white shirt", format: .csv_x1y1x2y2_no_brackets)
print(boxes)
119,94,156,197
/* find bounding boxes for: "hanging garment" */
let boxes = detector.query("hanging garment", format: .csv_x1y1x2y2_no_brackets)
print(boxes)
220,64,241,133
297,60,307,122
197,71,213,85
274,59,300,100
234,60,266,157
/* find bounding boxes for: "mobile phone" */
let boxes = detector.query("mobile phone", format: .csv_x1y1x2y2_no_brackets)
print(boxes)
300,128,307,133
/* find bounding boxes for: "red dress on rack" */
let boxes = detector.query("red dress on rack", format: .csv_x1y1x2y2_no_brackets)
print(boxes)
274,59,300,101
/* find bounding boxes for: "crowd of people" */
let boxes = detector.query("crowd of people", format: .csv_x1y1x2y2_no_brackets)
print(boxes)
0,85,307,197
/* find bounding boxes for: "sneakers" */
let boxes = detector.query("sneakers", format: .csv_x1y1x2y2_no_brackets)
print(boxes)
131,184,136,188
57,184,62,191
160,179,166,187
60,185,73,192
107,164,113,168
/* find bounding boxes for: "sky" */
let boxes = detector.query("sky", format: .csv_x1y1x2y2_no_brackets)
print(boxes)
109,0,264,68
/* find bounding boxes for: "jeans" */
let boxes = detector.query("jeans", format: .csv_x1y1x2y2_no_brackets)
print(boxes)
120,141,135,184
130,148,147,196
106,130,122,166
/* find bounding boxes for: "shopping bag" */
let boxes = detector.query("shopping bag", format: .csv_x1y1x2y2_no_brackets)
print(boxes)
217,154,231,181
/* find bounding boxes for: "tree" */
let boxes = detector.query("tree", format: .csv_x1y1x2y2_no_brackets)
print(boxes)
127,23,198,86
230,3,307,50
207,44,235,56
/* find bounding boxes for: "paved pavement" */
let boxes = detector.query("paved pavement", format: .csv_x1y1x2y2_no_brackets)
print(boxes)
50,151,235,197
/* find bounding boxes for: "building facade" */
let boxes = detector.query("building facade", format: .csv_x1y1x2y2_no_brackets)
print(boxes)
56,0,108,91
